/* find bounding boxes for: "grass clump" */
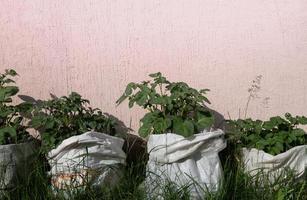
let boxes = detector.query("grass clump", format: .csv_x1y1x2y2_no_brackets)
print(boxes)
0,152,305,200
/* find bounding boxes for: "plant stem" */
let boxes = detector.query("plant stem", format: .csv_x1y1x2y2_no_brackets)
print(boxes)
244,95,251,119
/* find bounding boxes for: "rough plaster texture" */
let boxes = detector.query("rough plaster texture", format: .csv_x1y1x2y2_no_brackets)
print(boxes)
1,0,307,134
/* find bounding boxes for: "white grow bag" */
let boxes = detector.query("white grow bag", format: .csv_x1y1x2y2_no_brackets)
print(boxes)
0,141,37,189
145,129,226,199
242,145,307,181
48,131,126,191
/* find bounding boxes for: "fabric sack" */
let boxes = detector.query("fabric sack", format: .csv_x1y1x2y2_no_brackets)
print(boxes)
242,145,307,181
48,131,126,191
146,129,226,199
0,141,37,189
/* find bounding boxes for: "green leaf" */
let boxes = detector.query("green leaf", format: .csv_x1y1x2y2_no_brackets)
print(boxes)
264,133,273,139
0,132,4,144
0,127,16,136
31,116,46,128
247,134,258,141
196,114,213,132
0,127,17,144
42,134,56,150
275,142,284,153
125,82,136,95
285,113,296,124
128,98,135,108
45,119,55,130
17,102,33,113
2,78,15,84
292,129,305,137
139,124,152,138
173,118,194,137
0,86,19,102
255,139,269,150
199,89,210,93
287,133,296,143
0,108,14,117
153,117,171,134
140,112,156,124
116,94,127,105
263,120,276,130
271,146,282,155
297,116,307,125
270,116,286,125
136,93,148,106
149,72,161,78
199,95,211,104
5,69,18,76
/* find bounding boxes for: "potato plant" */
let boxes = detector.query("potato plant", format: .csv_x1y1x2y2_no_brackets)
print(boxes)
31,92,116,153
117,72,213,138
227,113,307,155
0,69,32,145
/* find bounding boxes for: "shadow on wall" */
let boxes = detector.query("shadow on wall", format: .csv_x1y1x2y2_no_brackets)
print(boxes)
18,95,44,106
103,113,148,166
207,107,226,131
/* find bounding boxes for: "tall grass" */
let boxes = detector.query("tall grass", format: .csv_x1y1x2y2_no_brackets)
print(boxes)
204,160,307,200
0,151,305,200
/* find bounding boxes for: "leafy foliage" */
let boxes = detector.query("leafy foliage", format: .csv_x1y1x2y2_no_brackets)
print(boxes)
31,92,116,153
0,69,32,145
117,72,213,138
227,113,307,155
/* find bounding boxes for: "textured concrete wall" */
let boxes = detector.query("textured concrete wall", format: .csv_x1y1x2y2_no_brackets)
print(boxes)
1,0,307,133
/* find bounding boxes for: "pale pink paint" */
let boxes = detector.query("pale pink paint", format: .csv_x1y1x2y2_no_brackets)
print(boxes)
1,0,307,133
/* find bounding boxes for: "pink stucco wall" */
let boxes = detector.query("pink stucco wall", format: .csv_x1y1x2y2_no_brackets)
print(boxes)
1,1,307,133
